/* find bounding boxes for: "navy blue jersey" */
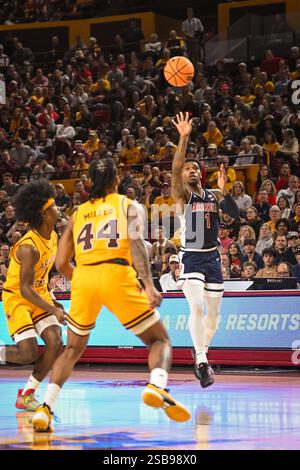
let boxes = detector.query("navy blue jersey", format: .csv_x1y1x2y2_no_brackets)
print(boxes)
179,189,220,252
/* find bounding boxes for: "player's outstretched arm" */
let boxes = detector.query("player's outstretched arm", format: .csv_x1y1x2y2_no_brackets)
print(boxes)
171,112,192,202
128,203,162,310
55,214,75,281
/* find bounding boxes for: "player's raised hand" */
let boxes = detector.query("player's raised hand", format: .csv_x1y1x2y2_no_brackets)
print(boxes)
172,112,193,137
217,163,228,193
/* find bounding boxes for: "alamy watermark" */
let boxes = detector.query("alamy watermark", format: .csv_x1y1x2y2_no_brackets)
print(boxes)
291,80,300,106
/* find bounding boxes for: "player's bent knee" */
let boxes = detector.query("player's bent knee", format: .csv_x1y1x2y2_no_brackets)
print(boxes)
64,344,84,362
47,336,63,354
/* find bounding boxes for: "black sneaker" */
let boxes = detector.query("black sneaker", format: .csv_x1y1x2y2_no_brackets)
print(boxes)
191,349,214,388
193,362,214,388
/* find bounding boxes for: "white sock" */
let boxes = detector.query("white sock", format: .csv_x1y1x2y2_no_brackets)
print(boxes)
0,346,6,364
150,368,168,389
44,383,61,411
22,375,40,395
196,351,208,365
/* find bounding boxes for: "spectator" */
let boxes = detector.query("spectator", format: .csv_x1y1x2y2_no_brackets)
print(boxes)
53,154,71,179
277,195,291,219
255,248,277,278
1,172,19,197
82,130,100,157
228,242,243,278
120,135,141,166
205,144,219,168
31,155,55,180
125,187,136,200
242,261,257,279
150,226,177,275
159,254,181,292
165,29,186,58
261,50,283,76
237,224,256,249
55,183,70,213
242,238,263,269
277,175,299,207
55,117,76,142
153,183,176,236
254,188,271,222
10,137,36,169
276,262,292,278
234,138,254,166
274,234,290,263
73,179,89,202
221,265,230,279
260,179,277,205
224,116,242,147
136,126,154,154
244,205,263,239
277,128,299,169
218,223,233,251
275,162,292,192
256,223,274,255
0,205,15,235
231,180,252,212
287,230,299,248
289,202,300,233
292,246,300,283
182,7,204,65
158,142,176,171
203,121,223,148
266,205,281,233
118,165,134,195
209,156,236,192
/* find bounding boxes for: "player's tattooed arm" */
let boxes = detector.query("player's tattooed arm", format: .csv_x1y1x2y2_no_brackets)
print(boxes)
128,203,162,309
171,112,192,203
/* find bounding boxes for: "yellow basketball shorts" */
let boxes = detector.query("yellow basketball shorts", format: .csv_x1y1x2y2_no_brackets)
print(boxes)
67,264,160,336
2,289,59,343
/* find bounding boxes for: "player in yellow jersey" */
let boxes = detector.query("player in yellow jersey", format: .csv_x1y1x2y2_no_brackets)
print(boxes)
32,159,191,431
0,181,66,411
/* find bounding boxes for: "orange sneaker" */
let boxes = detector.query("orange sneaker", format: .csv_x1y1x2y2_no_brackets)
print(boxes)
142,383,191,422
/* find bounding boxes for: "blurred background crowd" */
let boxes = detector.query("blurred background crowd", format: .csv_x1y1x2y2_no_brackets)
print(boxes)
0,4,300,292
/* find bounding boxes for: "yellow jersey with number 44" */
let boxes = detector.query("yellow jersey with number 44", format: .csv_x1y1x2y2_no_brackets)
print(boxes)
73,194,133,267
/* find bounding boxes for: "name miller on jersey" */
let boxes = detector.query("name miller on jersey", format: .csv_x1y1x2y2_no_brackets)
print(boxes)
83,208,114,219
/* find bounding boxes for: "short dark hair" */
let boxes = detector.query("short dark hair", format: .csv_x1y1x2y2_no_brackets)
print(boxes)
184,158,201,167
243,238,256,246
3,172,12,178
262,247,276,257
14,180,55,228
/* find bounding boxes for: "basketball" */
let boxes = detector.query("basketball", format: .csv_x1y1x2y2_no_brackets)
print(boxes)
164,56,194,87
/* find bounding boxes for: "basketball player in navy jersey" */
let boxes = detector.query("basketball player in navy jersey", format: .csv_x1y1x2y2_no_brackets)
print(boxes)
171,112,239,387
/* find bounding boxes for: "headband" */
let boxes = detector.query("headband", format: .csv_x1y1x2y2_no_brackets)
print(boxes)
42,198,55,212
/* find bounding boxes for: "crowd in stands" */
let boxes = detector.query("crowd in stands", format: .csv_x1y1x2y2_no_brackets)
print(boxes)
0,10,300,292
0,0,96,24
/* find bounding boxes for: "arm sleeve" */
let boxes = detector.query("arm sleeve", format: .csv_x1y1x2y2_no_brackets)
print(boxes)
221,194,240,221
